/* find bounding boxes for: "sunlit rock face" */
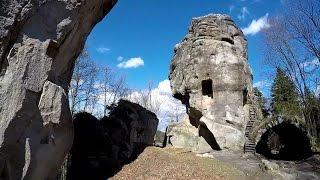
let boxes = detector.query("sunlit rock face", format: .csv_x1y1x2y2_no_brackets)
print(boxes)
0,0,116,179
169,14,254,151
166,114,213,153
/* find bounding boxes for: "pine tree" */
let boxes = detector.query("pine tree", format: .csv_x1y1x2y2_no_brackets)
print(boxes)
254,87,263,109
271,68,301,117
253,87,269,117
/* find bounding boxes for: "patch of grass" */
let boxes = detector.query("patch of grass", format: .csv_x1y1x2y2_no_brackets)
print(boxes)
111,147,247,180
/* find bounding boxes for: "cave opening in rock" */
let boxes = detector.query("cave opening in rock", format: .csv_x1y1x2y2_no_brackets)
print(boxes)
202,79,213,98
243,88,248,106
221,37,234,45
198,122,221,150
256,122,312,160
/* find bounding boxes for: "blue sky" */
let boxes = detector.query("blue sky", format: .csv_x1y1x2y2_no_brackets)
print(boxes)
86,0,284,96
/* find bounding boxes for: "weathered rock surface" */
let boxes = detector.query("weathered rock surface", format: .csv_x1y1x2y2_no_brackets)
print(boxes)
0,0,116,179
260,159,279,173
166,114,212,152
154,130,166,147
169,14,255,151
68,100,159,179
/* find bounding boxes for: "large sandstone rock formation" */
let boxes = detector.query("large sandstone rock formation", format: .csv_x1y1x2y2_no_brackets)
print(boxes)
166,114,213,152
100,100,159,158
0,0,116,179
68,100,159,179
169,14,255,151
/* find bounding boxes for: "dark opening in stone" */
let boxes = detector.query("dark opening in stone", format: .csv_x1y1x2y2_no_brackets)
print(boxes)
199,122,221,150
221,37,234,45
202,79,213,98
243,88,248,106
256,122,312,160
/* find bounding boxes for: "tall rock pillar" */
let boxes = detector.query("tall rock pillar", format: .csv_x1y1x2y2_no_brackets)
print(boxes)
169,14,255,151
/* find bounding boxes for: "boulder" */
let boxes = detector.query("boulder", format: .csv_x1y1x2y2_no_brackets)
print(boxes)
169,14,255,151
68,112,113,180
101,100,159,150
68,100,159,179
259,159,279,173
0,0,117,179
166,114,212,153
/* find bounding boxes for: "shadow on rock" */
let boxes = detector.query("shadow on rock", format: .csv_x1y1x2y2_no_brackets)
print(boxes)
67,100,158,179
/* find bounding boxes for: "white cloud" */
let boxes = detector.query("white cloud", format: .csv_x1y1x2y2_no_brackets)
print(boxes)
242,13,270,36
126,79,185,131
150,80,185,131
302,58,320,69
96,47,110,53
254,80,271,89
117,57,144,69
238,7,249,20
117,56,124,61
157,79,172,94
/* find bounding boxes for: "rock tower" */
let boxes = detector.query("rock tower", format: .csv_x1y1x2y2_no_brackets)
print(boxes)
169,14,256,151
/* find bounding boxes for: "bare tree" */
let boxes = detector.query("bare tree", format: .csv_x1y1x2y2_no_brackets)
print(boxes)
126,81,162,116
69,48,98,115
263,0,320,140
101,66,114,116
82,61,99,112
284,0,320,63
110,75,130,104
69,49,89,114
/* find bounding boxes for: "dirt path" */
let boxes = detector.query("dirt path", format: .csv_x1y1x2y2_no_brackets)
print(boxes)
110,147,269,180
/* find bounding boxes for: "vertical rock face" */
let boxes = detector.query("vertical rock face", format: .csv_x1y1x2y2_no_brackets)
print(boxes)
169,14,254,151
0,0,117,179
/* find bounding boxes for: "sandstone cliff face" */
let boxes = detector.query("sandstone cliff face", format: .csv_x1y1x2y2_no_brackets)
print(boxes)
0,0,116,179
169,14,254,151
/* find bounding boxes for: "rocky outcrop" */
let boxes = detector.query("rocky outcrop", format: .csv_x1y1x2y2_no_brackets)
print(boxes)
0,0,117,179
68,100,159,179
100,100,159,161
169,14,256,151
166,114,213,153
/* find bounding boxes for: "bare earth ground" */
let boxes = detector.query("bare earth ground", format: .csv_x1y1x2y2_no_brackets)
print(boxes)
207,150,320,179
110,147,270,180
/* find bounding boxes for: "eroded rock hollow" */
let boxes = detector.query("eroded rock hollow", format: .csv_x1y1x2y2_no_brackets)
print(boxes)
0,0,117,179
169,14,257,151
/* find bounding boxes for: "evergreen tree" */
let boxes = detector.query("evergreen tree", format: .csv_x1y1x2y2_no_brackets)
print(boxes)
271,68,301,117
304,89,320,139
253,87,269,117
254,87,263,109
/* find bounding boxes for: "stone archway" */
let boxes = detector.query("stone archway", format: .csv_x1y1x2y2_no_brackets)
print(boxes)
255,121,312,160
0,0,117,179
